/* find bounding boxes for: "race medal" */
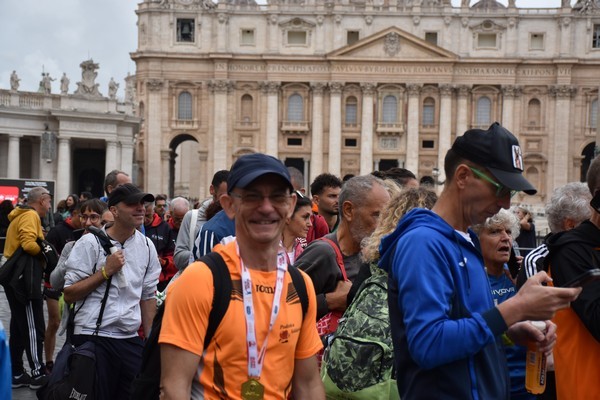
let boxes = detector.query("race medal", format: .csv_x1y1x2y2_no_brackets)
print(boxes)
241,378,264,400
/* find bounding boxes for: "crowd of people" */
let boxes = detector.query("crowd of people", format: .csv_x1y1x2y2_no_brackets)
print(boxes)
0,121,596,399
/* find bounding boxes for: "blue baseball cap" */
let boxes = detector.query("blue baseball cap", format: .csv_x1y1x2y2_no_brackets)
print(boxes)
227,153,293,193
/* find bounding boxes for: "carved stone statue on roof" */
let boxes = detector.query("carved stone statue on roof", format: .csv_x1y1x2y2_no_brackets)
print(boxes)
74,59,103,98
10,70,20,91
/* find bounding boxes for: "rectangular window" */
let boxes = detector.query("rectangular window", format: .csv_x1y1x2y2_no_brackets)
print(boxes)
425,32,438,46
345,103,357,125
287,138,302,146
530,33,544,50
288,31,307,45
422,104,435,126
345,138,357,147
241,29,255,45
422,140,435,149
593,24,600,48
477,33,497,48
177,19,195,43
347,31,360,45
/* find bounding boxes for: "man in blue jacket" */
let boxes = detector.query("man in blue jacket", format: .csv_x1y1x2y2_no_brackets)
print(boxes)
379,122,581,399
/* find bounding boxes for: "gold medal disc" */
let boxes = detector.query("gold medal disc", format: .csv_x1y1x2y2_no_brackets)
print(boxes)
241,378,264,400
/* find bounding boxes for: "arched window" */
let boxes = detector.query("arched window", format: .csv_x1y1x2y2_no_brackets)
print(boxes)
345,96,358,125
527,98,541,126
476,96,491,126
241,94,253,123
287,94,303,121
382,95,397,123
178,91,192,120
422,97,435,126
591,99,598,129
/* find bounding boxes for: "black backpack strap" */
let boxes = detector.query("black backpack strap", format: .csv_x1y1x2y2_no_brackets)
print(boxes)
199,252,231,349
93,276,113,336
288,265,308,320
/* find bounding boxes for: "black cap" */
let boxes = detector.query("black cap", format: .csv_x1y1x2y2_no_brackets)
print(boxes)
452,122,537,195
227,153,293,193
108,183,155,207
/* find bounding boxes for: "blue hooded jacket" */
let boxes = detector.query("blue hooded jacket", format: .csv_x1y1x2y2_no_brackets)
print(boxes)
379,208,510,400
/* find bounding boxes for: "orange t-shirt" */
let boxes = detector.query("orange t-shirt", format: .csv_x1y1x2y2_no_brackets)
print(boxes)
159,241,322,399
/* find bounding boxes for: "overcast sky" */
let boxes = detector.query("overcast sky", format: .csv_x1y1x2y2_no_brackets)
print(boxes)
0,0,569,99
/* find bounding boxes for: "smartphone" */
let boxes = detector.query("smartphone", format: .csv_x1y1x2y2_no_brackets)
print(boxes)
561,269,600,288
507,247,520,279
590,191,600,214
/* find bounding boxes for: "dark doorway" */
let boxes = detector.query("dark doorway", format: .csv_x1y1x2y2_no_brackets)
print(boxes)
581,142,596,182
73,149,105,198
169,134,198,199
379,159,399,172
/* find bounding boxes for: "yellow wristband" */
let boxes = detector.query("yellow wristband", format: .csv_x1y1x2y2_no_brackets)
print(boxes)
101,266,109,281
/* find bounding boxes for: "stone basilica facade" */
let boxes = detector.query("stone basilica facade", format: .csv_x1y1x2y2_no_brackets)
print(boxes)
133,0,600,206
0,61,138,202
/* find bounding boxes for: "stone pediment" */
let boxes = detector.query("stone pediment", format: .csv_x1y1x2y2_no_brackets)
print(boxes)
327,26,457,61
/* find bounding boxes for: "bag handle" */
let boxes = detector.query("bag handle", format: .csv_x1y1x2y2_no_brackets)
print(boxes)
319,237,348,281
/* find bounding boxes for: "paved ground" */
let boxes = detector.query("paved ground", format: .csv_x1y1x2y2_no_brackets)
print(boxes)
1,286,65,400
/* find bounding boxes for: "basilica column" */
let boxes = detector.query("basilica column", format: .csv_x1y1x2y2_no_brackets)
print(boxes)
360,83,376,175
437,85,453,184
56,137,71,202
209,80,233,171
105,140,118,175
456,85,470,138
261,82,280,157
501,85,521,131
146,79,164,194
7,134,21,178
160,150,170,196
549,85,576,187
406,84,421,175
328,82,343,177
120,141,134,175
310,82,325,181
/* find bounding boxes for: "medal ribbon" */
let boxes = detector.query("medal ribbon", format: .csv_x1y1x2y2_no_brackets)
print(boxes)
238,243,288,379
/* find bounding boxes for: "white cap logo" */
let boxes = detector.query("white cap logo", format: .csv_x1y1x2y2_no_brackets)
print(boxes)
512,145,523,171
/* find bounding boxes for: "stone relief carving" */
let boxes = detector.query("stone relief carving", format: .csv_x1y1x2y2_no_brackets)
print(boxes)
502,85,522,98
384,32,401,56
209,79,234,93
364,15,373,25
310,82,326,94
439,84,454,96
457,85,471,97
407,84,422,96
573,0,599,14
74,59,102,98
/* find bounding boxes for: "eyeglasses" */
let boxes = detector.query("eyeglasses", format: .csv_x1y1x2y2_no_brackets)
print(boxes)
469,167,517,198
230,192,292,206
80,214,101,223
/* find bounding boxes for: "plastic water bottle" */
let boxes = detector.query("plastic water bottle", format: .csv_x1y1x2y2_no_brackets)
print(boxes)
525,321,547,394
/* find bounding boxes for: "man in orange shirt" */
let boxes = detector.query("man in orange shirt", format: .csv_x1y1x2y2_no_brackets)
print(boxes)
159,153,324,399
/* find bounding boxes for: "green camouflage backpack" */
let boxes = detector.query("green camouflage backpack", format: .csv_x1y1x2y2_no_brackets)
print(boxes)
321,263,400,400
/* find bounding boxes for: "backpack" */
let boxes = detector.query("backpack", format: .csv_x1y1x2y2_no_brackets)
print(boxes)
321,263,399,400
130,251,309,400
38,341,97,400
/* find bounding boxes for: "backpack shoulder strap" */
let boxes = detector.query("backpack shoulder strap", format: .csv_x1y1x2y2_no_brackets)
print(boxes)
319,237,348,280
288,265,308,320
199,251,231,349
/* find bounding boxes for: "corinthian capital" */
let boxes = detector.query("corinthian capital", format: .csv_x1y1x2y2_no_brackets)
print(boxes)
310,82,326,95
147,79,163,91
407,84,422,96
208,80,234,93
360,83,377,95
549,85,577,98
439,84,454,97
259,81,281,94
502,85,522,98
329,82,344,94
